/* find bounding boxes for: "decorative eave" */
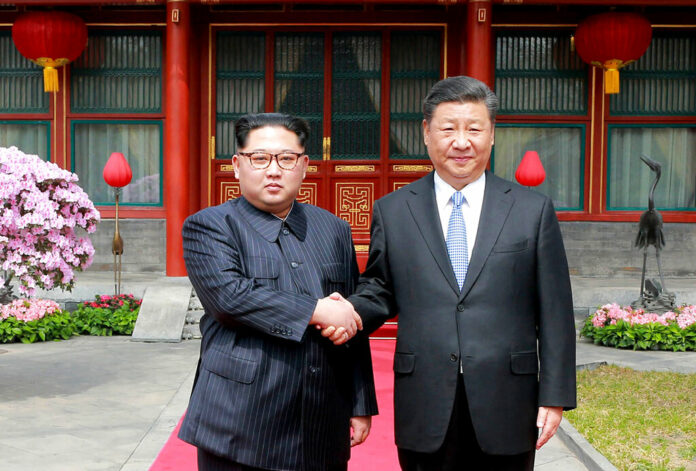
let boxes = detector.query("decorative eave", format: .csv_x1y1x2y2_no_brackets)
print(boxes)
494,0,696,5
4,0,696,5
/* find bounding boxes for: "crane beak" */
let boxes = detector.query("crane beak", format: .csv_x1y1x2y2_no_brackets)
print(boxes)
640,154,661,172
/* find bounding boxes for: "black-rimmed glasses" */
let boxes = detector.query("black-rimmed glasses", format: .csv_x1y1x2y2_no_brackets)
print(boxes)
238,152,304,170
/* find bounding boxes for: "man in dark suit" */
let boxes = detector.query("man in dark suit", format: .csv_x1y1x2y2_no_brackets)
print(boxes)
178,113,378,471
335,76,576,470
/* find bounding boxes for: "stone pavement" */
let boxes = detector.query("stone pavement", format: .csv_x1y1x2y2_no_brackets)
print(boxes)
0,335,596,471
5,337,695,471
2,272,694,470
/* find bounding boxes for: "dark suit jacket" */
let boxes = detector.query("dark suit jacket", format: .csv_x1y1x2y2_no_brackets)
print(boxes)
178,197,378,470
350,171,576,455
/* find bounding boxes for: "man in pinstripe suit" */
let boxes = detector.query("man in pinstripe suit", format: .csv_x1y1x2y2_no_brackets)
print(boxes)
178,113,378,471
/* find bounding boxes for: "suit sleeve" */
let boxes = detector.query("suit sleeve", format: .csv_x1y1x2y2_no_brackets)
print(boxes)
535,197,577,410
345,234,379,417
182,210,317,343
349,200,398,335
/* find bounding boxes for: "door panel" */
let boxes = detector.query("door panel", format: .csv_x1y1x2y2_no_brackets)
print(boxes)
212,27,442,246
331,32,382,160
275,33,325,161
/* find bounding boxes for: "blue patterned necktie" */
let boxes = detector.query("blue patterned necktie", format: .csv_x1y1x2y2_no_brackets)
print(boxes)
446,191,469,290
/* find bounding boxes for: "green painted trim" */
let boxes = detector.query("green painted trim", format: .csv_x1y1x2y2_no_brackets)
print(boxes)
607,124,696,212
492,123,586,211
217,71,264,79
70,119,163,207
495,70,585,79
0,120,51,161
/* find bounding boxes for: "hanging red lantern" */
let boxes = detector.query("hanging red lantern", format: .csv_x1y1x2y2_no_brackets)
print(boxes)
11,11,88,93
103,152,133,188
574,12,652,94
515,151,546,187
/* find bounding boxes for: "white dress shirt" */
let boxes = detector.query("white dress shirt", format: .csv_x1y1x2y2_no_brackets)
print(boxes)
433,171,486,263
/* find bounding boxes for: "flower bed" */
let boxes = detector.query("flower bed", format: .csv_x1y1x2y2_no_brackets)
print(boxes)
0,294,142,343
71,294,141,336
0,299,75,343
581,303,696,351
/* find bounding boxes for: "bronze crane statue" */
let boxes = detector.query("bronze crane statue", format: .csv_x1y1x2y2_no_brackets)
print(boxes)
112,188,124,296
634,155,670,307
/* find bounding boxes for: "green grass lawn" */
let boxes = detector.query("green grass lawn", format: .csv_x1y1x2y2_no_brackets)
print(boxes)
565,365,696,471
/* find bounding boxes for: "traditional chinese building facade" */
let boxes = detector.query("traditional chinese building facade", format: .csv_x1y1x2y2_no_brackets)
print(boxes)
1,0,695,278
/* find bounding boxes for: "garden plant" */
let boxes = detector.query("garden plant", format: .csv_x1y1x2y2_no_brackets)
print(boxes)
581,303,696,351
71,294,142,336
0,146,100,299
0,294,142,343
0,298,74,343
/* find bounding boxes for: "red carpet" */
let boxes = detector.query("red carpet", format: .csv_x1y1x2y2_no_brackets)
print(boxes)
150,339,398,470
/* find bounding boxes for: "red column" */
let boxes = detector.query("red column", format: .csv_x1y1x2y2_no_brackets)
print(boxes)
465,0,493,88
165,0,190,276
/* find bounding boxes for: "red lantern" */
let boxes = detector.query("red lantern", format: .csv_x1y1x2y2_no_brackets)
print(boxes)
11,11,88,93
515,151,546,187
103,152,133,188
574,12,652,94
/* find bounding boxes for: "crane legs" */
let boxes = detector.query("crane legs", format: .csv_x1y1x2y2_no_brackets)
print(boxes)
639,246,668,298
655,248,667,293
635,246,675,312
639,248,647,301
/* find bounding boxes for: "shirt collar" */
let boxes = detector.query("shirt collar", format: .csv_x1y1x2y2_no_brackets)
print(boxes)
238,197,307,242
433,170,486,210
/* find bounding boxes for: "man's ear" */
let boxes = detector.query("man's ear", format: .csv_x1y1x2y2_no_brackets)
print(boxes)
298,154,309,180
422,119,430,146
232,155,240,179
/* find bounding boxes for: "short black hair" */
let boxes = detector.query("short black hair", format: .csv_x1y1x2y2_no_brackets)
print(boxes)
235,113,310,149
423,76,499,124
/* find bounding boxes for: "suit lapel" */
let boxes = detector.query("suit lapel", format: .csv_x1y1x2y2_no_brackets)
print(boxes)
459,172,514,301
406,173,461,295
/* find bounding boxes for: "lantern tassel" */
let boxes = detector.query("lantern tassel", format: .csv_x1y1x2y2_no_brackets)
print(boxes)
604,59,623,94
43,66,59,93
604,68,619,94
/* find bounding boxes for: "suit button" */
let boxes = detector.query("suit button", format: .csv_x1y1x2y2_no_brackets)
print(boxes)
290,261,299,268
450,353,458,362
308,366,318,374
457,304,465,312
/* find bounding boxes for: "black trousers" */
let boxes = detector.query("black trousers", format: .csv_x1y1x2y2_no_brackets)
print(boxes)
398,376,535,471
197,448,348,471
198,449,266,471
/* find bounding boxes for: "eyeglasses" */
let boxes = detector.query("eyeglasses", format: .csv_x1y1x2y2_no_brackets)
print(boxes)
238,152,304,170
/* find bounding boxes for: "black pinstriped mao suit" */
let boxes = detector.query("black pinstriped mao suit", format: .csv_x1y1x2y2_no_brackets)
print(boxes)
178,197,378,471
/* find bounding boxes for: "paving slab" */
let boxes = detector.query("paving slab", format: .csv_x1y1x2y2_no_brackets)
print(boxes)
132,279,192,342
3,272,696,470
0,336,200,471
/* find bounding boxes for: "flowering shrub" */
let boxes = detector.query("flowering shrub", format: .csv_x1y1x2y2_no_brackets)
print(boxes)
81,294,142,311
0,146,100,297
71,294,141,336
581,303,696,351
0,298,75,343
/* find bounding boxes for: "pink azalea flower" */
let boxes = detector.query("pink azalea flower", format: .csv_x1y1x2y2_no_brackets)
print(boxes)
589,304,696,331
0,146,100,297
1,298,61,322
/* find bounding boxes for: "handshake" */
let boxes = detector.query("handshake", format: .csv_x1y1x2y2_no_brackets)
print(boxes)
310,293,362,345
